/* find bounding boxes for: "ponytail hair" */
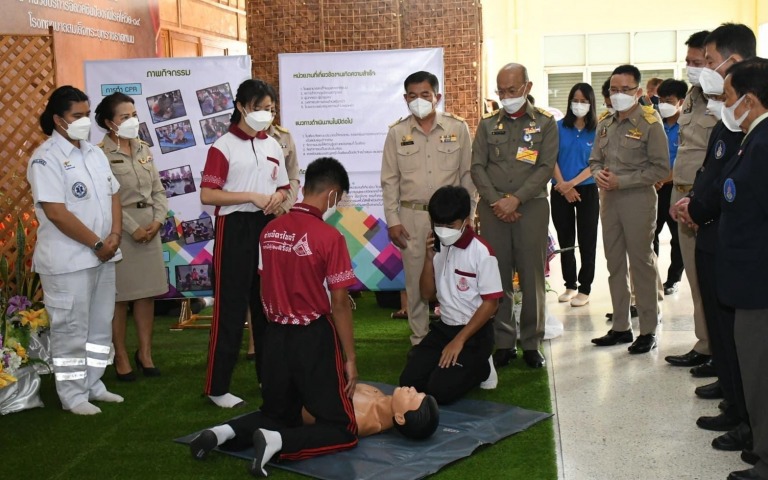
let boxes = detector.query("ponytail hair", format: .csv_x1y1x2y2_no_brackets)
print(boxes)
40,85,89,136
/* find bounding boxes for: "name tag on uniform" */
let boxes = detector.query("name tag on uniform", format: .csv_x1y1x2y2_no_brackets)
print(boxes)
516,147,538,164
625,128,643,140
491,124,506,135
523,126,540,135
440,134,458,143
111,159,124,164
401,135,414,146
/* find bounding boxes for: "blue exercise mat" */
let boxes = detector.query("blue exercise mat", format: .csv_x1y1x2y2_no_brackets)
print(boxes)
175,382,551,480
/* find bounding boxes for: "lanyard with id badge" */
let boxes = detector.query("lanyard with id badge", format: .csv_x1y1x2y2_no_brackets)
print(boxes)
516,121,540,165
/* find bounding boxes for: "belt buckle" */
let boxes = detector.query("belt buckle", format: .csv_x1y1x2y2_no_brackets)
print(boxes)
137,201,147,208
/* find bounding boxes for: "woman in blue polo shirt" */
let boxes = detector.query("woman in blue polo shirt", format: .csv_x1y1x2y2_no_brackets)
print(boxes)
551,83,599,307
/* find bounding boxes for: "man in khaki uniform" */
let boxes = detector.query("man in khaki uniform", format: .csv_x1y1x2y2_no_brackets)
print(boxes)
589,64,670,354
381,71,475,345
471,63,557,369
664,30,716,369
269,123,300,215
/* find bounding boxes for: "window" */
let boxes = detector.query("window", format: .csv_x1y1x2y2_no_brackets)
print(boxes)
547,73,583,115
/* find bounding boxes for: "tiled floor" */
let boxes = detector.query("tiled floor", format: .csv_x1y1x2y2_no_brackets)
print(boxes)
544,230,748,480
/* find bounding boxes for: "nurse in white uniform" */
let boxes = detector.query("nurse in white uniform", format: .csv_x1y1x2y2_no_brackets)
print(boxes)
27,86,124,415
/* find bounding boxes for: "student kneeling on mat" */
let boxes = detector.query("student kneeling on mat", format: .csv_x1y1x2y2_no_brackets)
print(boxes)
399,186,503,404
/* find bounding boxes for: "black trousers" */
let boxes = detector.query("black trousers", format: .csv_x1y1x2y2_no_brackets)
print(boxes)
653,183,684,285
696,248,747,422
205,211,273,396
223,318,358,460
399,320,494,404
550,183,600,294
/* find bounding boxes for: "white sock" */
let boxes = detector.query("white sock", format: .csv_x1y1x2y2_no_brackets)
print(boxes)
91,391,124,403
211,425,236,445
70,401,102,415
252,428,282,476
480,356,498,390
209,393,245,408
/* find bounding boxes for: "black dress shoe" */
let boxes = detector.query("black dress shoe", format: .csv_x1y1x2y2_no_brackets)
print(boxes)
713,423,753,452
720,400,731,411
592,329,633,346
695,380,723,399
628,334,657,354
522,350,545,368
696,412,739,431
135,350,161,377
493,348,517,368
690,359,717,378
741,450,759,466
604,305,638,321
728,468,762,480
665,349,711,367
115,368,136,382
663,282,679,295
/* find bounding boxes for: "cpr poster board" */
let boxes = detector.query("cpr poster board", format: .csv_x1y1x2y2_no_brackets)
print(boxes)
278,48,444,291
84,55,253,298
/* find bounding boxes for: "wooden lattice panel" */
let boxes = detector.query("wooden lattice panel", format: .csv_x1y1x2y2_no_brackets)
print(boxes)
246,0,481,131
0,33,56,291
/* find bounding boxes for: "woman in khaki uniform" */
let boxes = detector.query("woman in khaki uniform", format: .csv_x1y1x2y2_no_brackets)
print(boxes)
95,92,169,381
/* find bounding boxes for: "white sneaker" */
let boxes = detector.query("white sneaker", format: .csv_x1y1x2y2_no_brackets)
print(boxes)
480,356,498,390
558,289,577,303
570,293,590,307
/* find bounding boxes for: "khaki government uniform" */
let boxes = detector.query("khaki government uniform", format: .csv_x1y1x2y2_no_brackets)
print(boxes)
470,103,558,351
100,136,168,301
381,111,476,345
671,86,717,355
589,104,669,334
269,124,300,215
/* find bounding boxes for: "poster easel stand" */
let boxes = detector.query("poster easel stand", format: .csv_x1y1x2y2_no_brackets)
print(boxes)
170,298,212,330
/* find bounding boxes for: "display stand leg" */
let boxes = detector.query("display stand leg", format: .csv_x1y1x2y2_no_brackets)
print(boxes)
170,298,212,330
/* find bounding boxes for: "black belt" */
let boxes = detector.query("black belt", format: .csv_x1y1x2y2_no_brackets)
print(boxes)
136,202,149,208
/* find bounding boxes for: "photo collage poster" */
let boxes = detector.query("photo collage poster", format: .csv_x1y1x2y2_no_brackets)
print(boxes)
84,56,252,298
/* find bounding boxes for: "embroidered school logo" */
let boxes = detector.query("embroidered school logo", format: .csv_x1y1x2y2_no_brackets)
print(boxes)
723,178,736,203
71,182,87,198
63,160,75,170
292,233,312,256
715,140,726,159
457,276,470,292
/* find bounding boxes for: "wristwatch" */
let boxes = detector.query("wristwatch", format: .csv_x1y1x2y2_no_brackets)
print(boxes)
93,240,104,252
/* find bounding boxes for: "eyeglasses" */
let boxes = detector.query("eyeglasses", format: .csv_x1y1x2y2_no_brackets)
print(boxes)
495,85,526,97
609,86,638,95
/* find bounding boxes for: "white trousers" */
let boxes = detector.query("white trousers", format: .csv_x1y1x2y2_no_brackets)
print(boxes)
40,263,115,410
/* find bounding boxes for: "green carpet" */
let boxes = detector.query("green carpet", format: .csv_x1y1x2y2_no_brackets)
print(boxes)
3,293,555,479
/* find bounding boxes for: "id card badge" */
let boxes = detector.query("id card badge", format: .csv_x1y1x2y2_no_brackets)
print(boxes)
516,147,538,165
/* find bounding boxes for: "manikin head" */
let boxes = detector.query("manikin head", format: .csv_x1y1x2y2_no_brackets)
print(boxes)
391,386,440,440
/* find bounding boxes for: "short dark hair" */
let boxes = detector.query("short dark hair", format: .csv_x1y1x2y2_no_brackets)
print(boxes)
704,23,756,60
657,79,688,100
94,92,135,130
304,157,350,194
611,65,641,84
392,395,440,440
40,85,89,136
685,30,711,49
231,78,277,124
601,77,611,99
562,83,597,132
726,57,768,108
428,186,471,225
404,71,439,94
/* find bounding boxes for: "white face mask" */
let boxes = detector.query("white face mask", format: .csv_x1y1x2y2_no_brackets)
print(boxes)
657,102,679,119
322,191,339,222
500,91,528,114
699,57,731,95
609,92,637,112
244,109,273,132
721,95,749,133
686,66,703,86
707,99,724,119
408,98,435,119
434,221,466,247
61,116,92,141
115,117,140,139
570,102,590,118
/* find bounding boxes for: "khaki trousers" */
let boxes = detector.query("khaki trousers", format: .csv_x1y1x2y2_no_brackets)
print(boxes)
600,187,660,335
399,207,431,345
478,198,548,351
670,188,709,354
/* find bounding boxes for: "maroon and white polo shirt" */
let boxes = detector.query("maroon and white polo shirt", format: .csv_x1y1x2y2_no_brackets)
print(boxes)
259,203,357,325
200,124,289,216
433,227,503,326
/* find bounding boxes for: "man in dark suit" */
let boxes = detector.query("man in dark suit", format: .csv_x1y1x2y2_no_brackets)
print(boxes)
715,57,768,480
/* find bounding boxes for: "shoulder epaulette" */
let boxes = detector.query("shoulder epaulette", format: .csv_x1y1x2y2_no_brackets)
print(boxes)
442,111,466,122
482,109,499,119
642,105,659,124
598,111,611,122
389,116,407,128
96,141,105,148
138,139,151,147
274,124,289,134
535,107,553,118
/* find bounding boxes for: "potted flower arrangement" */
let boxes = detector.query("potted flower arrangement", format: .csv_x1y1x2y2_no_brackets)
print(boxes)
0,216,49,414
